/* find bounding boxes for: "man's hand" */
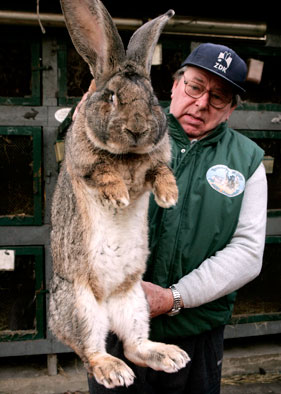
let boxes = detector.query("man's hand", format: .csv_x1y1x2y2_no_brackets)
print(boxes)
141,281,182,318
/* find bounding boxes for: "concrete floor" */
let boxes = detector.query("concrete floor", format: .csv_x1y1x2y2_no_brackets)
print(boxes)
0,353,88,394
1,336,281,394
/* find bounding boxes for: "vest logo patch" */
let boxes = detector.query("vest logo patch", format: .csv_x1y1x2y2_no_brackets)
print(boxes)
206,165,245,197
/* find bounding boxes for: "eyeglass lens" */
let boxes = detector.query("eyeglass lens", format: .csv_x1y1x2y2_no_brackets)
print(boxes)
184,79,232,109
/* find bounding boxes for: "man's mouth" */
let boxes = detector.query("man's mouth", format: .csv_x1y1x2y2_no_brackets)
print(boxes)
185,113,204,124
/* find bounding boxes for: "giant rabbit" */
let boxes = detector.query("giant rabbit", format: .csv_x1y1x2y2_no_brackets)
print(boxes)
49,0,190,389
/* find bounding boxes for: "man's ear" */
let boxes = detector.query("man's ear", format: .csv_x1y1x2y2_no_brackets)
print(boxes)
226,104,237,121
171,79,179,99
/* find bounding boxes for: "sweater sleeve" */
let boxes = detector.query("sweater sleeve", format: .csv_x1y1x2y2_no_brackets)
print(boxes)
175,162,268,308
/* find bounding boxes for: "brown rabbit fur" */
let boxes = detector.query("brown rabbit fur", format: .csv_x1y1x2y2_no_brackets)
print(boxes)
49,0,190,389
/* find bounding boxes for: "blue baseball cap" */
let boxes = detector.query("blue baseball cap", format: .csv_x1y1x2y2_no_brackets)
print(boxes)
181,43,247,93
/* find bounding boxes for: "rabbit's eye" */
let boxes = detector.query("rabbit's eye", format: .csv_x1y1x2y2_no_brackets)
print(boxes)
108,92,115,103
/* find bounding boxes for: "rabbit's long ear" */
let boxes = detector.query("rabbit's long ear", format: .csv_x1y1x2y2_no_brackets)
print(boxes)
60,0,126,87
126,10,174,77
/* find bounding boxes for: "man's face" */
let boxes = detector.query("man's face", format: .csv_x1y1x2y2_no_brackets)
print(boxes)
170,66,237,140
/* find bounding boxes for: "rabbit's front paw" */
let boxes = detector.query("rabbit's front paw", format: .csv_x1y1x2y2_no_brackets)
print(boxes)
99,182,130,208
153,171,178,208
90,354,135,389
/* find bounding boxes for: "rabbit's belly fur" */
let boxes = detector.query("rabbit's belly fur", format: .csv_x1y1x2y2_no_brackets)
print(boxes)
85,186,150,298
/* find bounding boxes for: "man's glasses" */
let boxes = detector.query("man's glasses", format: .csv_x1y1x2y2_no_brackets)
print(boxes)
183,78,233,109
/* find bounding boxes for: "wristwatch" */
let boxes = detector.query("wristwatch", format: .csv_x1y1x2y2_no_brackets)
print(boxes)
167,285,182,316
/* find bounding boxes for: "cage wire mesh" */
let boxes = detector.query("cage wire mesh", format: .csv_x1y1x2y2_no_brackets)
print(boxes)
0,255,36,333
0,134,34,217
0,41,32,98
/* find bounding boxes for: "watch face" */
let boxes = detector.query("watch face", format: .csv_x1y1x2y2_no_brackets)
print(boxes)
167,308,181,316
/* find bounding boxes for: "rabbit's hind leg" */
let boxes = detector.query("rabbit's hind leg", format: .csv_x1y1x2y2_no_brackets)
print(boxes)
107,282,190,373
74,282,135,388
49,273,135,389
124,340,190,373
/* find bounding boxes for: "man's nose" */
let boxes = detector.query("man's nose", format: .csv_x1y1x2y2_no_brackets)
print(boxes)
195,92,210,108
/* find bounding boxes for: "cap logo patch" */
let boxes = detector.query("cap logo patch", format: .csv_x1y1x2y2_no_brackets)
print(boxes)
214,51,233,74
206,165,245,197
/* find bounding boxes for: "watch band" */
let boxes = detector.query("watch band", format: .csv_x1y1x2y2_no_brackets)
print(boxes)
167,285,182,316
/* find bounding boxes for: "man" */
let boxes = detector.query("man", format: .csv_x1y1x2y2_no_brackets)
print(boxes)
85,43,267,393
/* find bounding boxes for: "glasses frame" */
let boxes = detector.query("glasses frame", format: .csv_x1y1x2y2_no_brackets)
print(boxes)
183,77,233,109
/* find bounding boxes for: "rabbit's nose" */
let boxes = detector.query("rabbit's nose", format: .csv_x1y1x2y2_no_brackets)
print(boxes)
124,128,147,143
125,113,148,140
